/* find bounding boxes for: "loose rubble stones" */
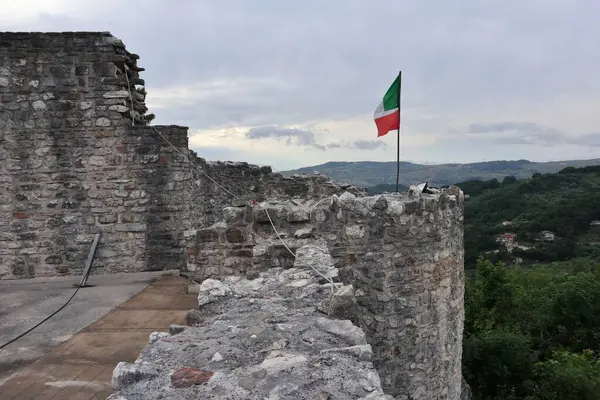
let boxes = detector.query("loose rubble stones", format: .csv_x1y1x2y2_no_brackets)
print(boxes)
110,263,393,399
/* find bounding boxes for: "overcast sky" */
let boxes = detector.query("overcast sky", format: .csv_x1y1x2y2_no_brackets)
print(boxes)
3,0,599,170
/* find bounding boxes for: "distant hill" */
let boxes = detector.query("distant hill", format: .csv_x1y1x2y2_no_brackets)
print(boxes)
366,183,409,195
462,165,600,267
283,159,600,188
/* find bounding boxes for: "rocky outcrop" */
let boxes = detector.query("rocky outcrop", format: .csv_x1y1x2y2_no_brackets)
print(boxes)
109,254,393,399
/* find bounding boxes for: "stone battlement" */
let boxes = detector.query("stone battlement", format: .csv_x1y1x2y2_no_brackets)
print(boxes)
0,31,150,126
182,189,466,397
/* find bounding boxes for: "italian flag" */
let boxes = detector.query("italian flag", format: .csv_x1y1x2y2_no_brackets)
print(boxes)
374,74,400,137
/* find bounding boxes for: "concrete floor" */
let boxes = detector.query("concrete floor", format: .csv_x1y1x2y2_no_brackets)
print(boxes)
0,271,197,399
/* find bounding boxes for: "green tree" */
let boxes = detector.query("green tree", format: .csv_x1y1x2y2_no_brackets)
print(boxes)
531,350,600,400
465,258,516,333
544,273,600,354
463,258,600,399
463,330,534,399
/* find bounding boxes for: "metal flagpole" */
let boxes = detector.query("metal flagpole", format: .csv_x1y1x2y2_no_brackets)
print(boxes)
396,70,402,193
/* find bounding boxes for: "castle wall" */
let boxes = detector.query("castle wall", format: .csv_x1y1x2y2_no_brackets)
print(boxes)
187,156,359,228
338,191,465,398
0,32,356,279
185,189,465,398
0,32,160,279
1,31,467,399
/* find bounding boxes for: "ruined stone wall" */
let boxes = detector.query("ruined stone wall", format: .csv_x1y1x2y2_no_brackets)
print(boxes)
0,110,195,277
0,32,357,279
188,156,360,228
110,259,395,400
0,32,162,279
184,189,465,398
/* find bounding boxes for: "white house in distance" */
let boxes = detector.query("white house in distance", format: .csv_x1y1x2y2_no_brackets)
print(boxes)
540,231,555,242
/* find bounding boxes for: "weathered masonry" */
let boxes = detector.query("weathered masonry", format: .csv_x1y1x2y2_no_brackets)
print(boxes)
123,189,467,399
0,32,353,279
0,31,470,399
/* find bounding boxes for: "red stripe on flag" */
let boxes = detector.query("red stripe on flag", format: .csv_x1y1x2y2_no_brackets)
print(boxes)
375,111,400,137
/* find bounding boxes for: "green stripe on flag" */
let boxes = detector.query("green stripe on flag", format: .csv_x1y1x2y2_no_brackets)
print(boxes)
382,76,399,111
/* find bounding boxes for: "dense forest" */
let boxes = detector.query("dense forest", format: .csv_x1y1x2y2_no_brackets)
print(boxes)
464,258,600,399
460,165,600,268
459,166,600,399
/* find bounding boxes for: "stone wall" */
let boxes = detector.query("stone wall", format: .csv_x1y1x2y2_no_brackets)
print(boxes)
187,155,364,228
1,31,468,399
0,32,150,126
184,188,466,398
0,123,194,278
0,31,159,279
0,32,358,279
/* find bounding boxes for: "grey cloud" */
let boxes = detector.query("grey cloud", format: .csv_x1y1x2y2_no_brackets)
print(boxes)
467,122,561,136
245,126,386,151
571,132,600,147
466,122,600,147
18,0,600,132
10,0,600,170
328,140,388,150
350,140,388,150
246,126,326,151
467,122,564,146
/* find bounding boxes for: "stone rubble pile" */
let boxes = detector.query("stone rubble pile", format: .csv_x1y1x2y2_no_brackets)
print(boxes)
109,245,393,400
